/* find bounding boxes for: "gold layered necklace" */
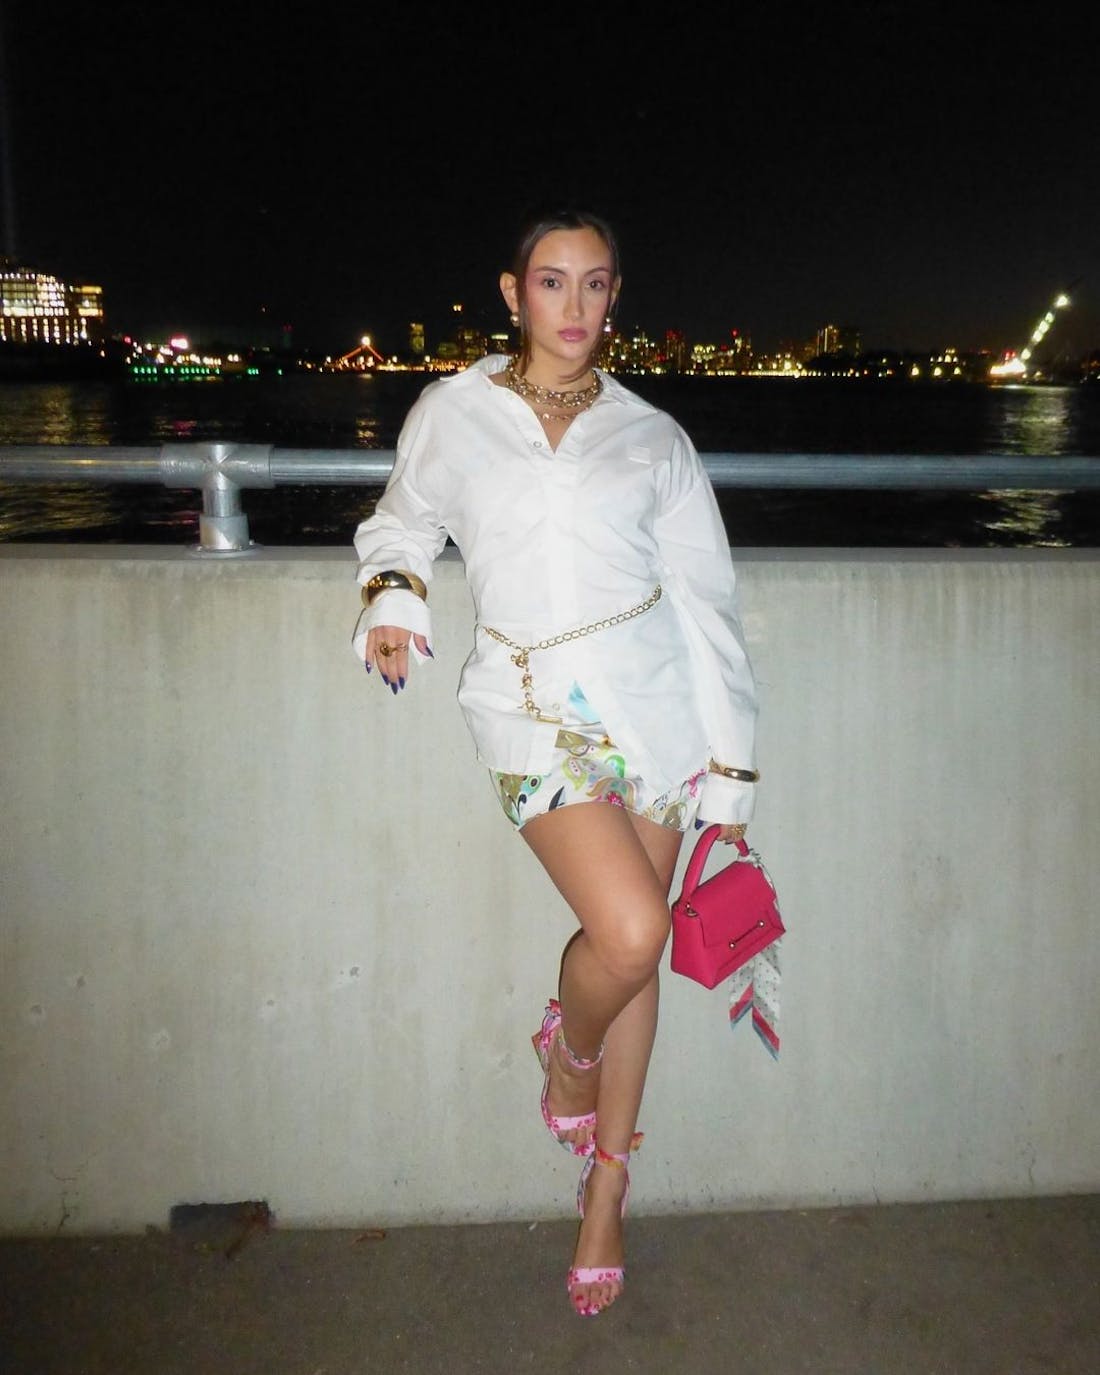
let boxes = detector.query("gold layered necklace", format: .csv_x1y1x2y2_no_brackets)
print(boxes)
502,361,602,424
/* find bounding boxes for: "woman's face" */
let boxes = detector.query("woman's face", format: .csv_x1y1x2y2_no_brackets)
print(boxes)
501,226,619,378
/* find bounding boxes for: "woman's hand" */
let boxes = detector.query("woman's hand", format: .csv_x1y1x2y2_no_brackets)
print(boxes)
364,624,430,693
715,823,747,845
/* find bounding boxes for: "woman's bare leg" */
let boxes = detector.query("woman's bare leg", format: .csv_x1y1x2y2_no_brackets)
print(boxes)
522,802,683,1311
523,804,681,1145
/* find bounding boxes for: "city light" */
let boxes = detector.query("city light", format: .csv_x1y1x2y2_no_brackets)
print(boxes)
0,262,104,345
989,355,1027,379
3,252,1090,387
988,290,1074,382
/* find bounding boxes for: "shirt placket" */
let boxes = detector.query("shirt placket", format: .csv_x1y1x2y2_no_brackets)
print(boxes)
493,394,576,727
540,434,584,723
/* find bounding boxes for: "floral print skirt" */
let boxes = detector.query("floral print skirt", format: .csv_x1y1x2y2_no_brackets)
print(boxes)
490,685,705,832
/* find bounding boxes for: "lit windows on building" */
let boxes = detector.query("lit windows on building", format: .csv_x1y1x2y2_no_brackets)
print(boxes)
815,323,861,357
689,332,752,375
0,260,105,346
454,325,486,365
603,328,660,374
837,325,861,356
663,329,687,373
817,323,840,356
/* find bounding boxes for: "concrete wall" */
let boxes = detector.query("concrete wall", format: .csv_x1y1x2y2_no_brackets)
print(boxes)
2,544,1098,1234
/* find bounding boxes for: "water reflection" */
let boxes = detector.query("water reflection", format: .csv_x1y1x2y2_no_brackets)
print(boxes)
0,383,114,446
976,388,1078,546
976,491,1070,547
0,484,117,538
991,386,1074,456
355,414,380,447
1,377,1096,546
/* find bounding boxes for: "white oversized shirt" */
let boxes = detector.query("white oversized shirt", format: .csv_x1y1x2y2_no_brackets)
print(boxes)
352,356,758,824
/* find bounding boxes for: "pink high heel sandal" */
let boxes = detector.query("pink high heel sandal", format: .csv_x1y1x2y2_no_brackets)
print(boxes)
531,999,600,1158
567,1143,634,1317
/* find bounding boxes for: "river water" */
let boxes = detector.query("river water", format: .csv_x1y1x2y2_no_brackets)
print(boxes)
1,374,1098,547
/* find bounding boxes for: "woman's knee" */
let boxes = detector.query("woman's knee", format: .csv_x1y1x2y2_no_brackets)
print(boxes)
590,908,671,985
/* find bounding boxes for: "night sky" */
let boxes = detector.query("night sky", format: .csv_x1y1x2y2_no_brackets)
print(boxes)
4,1,1098,357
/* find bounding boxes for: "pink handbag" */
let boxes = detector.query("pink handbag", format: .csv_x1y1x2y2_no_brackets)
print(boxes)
670,826,784,989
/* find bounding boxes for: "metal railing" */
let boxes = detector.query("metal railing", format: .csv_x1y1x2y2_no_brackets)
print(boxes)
2,444,1098,553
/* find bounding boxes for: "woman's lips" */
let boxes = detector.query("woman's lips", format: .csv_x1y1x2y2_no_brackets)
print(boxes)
558,329,588,342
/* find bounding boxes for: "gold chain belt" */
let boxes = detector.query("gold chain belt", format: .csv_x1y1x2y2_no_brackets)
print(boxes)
480,585,662,724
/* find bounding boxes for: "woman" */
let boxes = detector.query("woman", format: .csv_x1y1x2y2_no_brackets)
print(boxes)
352,209,757,1317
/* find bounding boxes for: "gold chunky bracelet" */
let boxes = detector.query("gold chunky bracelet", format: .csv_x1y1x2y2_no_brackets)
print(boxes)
361,570,428,608
707,760,759,783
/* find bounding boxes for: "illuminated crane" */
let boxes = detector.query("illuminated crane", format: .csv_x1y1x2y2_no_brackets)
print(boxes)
990,289,1073,379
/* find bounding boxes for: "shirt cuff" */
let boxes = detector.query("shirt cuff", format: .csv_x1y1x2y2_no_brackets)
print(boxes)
697,771,756,826
351,588,433,664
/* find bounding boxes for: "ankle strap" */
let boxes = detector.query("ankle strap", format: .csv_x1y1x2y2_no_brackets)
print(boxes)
557,1026,603,1072
594,1145,630,1169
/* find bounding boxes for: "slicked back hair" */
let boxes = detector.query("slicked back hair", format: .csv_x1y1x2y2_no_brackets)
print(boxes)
508,208,620,380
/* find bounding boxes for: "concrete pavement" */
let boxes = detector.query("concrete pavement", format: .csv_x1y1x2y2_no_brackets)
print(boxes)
3,1194,1098,1374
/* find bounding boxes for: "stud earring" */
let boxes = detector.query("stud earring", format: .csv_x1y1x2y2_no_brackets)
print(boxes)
603,317,613,335
510,313,520,326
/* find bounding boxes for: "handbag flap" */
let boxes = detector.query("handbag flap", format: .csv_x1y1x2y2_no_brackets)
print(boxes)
689,858,780,950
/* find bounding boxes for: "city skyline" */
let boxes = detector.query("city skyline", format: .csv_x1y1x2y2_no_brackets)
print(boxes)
2,3,1097,355
4,249,1090,383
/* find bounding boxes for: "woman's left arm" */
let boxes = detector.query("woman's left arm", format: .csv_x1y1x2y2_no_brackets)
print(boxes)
653,430,758,830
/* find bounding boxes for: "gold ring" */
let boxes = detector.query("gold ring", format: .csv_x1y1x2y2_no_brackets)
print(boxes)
378,642,407,657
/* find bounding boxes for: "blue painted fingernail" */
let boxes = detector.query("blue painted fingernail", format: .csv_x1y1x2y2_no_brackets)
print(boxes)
380,672,389,686
425,647,435,658
398,676,406,689
364,660,371,673
390,681,399,696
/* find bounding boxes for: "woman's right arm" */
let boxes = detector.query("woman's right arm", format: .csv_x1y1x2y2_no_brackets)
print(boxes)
352,399,448,690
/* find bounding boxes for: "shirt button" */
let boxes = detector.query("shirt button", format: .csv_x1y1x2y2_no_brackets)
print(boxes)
532,441,543,448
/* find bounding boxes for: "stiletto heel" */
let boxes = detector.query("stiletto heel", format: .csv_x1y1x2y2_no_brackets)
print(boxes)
531,999,599,1157
567,1143,634,1317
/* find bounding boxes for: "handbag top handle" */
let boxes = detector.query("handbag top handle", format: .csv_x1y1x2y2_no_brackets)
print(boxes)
679,827,750,901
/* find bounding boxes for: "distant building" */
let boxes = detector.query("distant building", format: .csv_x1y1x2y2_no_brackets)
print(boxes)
729,329,752,360
815,322,862,357
454,324,486,365
0,259,104,345
604,328,660,373
663,329,688,372
689,332,752,374
838,325,861,355
753,343,804,375
816,323,840,356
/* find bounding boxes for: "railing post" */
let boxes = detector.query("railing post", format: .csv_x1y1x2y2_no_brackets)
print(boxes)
159,443,274,554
